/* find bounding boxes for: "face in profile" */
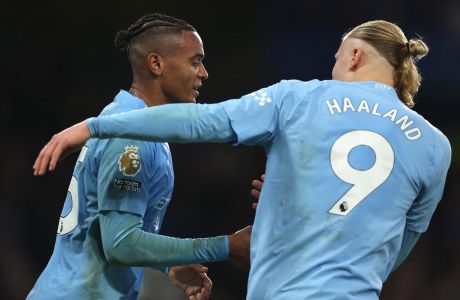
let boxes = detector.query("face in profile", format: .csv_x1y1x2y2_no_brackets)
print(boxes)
332,38,354,81
160,31,208,103
332,40,346,81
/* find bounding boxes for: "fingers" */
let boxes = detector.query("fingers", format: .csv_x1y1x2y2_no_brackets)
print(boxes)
33,144,48,175
33,141,49,175
186,280,212,300
34,137,58,176
188,264,208,273
33,121,90,176
251,174,265,204
185,267,212,300
49,141,65,171
251,179,263,191
201,272,212,290
186,286,201,296
250,188,260,200
192,287,209,299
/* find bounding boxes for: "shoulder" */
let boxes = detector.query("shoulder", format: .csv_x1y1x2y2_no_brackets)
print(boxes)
262,79,331,106
423,118,451,158
409,110,452,173
96,138,160,180
272,79,336,96
276,79,323,90
410,109,451,150
99,90,146,116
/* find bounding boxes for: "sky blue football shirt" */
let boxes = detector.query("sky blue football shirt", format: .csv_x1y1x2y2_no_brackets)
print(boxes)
28,91,174,300
88,80,451,300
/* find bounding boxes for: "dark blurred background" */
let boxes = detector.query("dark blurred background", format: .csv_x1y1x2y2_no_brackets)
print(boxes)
1,0,459,299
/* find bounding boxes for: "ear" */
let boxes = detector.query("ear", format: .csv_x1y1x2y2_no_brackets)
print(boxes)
147,53,163,76
350,48,363,71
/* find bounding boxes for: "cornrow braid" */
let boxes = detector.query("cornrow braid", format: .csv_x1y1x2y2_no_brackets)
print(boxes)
114,13,196,52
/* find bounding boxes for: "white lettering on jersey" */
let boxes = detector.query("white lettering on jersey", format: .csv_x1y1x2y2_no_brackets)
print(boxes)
325,98,421,140
343,97,356,112
326,99,342,114
357,100,370,113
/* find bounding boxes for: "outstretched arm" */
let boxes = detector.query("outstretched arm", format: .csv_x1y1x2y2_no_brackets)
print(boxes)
34,83,281,175
33,103,236,175
99,210,251,269
33,120,91,175
99,210,229,268
100,210,223,300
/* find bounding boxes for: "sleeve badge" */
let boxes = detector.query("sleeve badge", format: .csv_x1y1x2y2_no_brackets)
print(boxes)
118,145,142,177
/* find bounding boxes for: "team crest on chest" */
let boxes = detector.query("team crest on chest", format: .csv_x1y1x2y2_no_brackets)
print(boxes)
118,145,141,177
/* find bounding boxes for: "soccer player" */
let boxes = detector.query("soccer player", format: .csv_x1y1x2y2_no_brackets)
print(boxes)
34,20,451,299
28,13,251,300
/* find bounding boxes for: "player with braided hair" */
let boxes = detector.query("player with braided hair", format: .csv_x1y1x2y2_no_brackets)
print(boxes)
113,13,196,52
35,20,451,299
28,13,251,300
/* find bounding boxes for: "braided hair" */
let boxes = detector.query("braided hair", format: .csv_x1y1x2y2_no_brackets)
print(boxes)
114,13,196,53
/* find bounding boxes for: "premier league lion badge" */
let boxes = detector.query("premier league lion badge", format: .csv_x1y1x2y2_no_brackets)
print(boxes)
118,145,142,177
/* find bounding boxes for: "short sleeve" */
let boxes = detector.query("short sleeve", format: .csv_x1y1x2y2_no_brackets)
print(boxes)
97,138,153,216
406,134,451,233
220,83,281,147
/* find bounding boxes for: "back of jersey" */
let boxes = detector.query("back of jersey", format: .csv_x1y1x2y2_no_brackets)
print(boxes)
246,80,451,299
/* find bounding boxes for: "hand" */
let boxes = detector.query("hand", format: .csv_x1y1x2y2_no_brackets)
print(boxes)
228,225,252,270
168,265,212,300
250,174,264,209
33,120,91,175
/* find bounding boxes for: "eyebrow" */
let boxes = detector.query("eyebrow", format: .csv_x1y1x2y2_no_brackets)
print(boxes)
193,53,205,60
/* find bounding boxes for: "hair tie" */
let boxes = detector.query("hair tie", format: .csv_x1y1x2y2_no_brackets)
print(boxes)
406,42,410,52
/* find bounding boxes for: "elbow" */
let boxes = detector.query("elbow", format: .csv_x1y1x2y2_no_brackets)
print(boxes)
102,234,138,265
99,211,144,265
103,241,126,265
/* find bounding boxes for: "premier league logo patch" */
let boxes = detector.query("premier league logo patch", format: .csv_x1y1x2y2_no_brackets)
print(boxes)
118,145,141,177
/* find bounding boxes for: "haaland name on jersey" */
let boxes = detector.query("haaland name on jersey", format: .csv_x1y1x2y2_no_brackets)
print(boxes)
326,97,421,140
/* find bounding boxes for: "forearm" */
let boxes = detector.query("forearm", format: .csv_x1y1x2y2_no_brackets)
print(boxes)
100,210,229,269
88,103,236,143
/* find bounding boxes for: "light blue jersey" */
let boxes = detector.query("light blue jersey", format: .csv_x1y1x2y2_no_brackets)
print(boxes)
88,80,451,300
28,91,174,300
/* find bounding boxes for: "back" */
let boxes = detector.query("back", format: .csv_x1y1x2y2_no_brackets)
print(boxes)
223,80,451,299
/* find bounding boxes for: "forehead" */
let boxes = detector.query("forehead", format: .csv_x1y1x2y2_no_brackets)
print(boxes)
172,30,204,56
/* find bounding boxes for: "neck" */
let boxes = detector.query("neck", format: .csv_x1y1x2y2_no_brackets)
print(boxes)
354,49,395,87
344,61,395,87
129,79,168,107
351,71,394,87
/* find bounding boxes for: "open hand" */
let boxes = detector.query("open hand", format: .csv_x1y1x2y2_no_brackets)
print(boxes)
168,264,212,300
33,120,91,175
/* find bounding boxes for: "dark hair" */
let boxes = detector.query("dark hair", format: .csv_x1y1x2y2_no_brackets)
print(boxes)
114,13,196,52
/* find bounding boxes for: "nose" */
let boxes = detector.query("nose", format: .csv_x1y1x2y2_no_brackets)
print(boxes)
198,63,208,81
